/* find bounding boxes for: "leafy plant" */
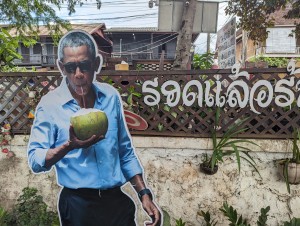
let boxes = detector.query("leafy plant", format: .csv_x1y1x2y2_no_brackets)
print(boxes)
291,129,300,164
283,217,300,226
248,56,289,68
0,65,36,72
0,206,8,226
175,218,186,226
220,202,250,226
193,53,214,69
200,107,260,176
162,209,171,226
198,210,218,226
257,206,270,226
200,202,270,226
0,28,22,66
136,63,143,71
126,85,142,110
4,187,59,226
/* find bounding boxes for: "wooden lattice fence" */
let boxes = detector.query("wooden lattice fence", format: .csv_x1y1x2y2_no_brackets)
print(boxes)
0,68,299,138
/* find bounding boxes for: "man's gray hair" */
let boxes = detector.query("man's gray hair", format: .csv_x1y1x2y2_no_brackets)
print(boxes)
58,30,96,61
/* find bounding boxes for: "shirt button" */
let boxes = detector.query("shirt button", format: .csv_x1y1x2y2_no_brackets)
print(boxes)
98,161,102,164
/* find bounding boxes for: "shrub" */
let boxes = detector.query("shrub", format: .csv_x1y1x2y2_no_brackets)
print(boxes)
4,187,59,226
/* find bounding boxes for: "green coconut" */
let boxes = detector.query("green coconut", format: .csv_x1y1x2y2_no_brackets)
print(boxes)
70,108,108,140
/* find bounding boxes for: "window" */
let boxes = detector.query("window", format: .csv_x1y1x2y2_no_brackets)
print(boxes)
32,44,42,54
266,27,296,53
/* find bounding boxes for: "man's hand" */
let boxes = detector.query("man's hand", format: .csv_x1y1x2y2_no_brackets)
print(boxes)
142,195,162,226
67,125,105,151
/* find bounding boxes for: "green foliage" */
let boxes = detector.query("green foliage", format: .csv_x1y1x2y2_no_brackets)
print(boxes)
248,56,289,68
162,209,171,226
283,217,300,226
0,28,22,66
121,85,142,111
175,218,186,226
220,202,250,226
202,107,261,176
291,129,300,164
257,206,270,226
0,0,102,66
198,210,218,226
225,0,300,42
193,53,214,69
136,64,143,71
4,187,59,226
199,202,271,226
0,206,8,226
0,65,36,72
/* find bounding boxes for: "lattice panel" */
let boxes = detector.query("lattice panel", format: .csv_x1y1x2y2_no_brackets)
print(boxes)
0,74,62,134
1,68,299,138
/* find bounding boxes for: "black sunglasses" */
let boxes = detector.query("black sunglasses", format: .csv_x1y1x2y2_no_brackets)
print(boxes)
62,60,92,73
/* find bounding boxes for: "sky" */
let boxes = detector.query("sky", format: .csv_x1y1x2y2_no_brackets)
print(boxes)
51,0,232,54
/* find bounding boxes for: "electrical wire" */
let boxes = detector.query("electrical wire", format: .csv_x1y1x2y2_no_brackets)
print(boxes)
125,34,177,52
54,13,157,21
134,35,178,53
106,33,170,45
59,8,150,16
111,35,178,55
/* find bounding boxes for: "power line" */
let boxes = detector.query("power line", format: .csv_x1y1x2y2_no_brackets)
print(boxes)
126,34,178,52
112,35,178,55
59,8,150,17
54,13,157,21
107,33,170,45
135,35,178,53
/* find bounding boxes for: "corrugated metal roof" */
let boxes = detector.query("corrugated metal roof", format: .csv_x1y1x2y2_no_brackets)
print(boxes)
8,23,105,36
105,27,159,32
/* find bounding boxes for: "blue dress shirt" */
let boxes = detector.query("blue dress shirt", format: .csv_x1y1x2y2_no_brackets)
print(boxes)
27,78,143,189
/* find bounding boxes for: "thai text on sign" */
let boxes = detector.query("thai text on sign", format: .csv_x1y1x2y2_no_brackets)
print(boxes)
142,62,300,114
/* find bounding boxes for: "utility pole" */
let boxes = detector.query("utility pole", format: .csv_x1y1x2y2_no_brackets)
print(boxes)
242,30,248,67
173,0,197,70
207,33,211,53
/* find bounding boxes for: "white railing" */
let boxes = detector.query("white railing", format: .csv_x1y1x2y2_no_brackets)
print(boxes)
13,54,57,66
256,46,300,55
111,52,154,62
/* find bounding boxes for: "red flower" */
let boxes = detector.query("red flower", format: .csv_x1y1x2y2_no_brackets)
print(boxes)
0,140,9,145
6,151,15,158
2,148,9,154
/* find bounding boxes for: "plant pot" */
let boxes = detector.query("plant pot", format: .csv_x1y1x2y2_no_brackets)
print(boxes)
278,161,300,184
200,163,218,175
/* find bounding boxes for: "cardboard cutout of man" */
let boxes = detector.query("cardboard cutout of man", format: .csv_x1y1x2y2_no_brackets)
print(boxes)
27,30,162,226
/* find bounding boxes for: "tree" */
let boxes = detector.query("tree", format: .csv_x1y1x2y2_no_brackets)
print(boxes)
0,0,101,66
173,0,197,70
225,0,300,43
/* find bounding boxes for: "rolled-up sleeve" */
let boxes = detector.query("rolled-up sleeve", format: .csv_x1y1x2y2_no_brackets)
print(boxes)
116,96,143,180
27,105,55,173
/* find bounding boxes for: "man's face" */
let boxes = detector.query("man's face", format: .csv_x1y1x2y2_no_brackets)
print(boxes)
60,45,95,96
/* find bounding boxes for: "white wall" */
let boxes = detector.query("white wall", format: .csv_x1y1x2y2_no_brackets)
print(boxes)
0,136,299,226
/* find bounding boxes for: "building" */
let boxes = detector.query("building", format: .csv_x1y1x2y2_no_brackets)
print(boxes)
235,6,300,65
105,27,199,63
9,23,112,69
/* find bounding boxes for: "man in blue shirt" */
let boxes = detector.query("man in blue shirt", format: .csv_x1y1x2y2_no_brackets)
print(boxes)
27,30,161,226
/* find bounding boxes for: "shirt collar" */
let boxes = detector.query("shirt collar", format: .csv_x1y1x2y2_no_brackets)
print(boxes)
57,77,105,106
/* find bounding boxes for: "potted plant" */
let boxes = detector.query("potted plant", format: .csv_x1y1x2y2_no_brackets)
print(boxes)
277,128,300,193
200,107,260,176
